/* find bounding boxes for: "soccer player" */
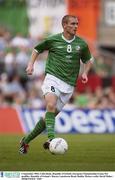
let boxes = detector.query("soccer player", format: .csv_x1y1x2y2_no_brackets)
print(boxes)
19,15,94,154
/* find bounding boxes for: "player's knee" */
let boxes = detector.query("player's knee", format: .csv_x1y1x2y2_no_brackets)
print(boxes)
46,102,56,112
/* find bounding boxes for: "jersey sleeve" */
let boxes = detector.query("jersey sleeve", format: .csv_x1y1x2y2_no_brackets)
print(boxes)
34,37,50,53
81,43,92,64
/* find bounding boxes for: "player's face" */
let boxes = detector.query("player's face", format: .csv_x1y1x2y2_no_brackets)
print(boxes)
64,17,78,36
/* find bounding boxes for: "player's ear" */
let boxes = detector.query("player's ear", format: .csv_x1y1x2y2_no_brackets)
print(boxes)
63,23,67,29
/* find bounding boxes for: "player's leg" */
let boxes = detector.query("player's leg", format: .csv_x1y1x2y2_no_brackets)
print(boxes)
23,117,46,144
19,117,46,154
43,92,73,149
19,88,58,153
41,75,60,149
43,94,66,149
43,92,58,149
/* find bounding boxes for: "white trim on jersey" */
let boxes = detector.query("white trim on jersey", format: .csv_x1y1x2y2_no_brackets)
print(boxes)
34,48,39,53
61,34,75,43
89,56,95,63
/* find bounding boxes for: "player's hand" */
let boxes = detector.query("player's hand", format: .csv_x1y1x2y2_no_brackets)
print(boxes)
26,63,34,75
81,73,88,84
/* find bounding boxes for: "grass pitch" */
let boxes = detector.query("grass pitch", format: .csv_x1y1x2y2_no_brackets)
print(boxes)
0,134,115,171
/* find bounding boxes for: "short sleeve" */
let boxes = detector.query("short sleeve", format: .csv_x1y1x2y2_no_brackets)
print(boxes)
81,43,92,64
34,38,50,53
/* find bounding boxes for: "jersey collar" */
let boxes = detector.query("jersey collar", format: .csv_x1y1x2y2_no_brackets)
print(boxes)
61,33,75,43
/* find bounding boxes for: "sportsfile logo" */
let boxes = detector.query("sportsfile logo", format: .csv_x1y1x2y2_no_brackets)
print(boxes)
0,172,3,177
4,172,20,178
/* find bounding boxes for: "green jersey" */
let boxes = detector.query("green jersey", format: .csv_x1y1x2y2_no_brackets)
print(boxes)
34,33,92,86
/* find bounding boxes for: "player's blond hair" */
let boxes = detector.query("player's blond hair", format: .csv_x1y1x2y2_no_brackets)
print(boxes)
62,15,77,27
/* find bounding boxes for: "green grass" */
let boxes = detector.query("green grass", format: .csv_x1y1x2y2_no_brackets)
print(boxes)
0,134,115,171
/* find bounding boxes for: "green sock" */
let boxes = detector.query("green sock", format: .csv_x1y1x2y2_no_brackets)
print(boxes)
45,112,55,140
24,118,46,144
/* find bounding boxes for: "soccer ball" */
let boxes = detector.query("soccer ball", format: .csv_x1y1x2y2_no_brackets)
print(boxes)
49,138,68,155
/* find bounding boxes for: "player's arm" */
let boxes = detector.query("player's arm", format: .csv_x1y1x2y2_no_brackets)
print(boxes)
26,38,49,75
26,49,39,75
81,42,94,84
81,58,94,83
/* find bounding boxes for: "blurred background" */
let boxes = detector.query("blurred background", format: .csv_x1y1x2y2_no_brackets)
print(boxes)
0,0,115,134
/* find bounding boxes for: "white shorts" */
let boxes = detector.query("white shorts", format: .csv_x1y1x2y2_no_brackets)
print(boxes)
41,74,74,111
